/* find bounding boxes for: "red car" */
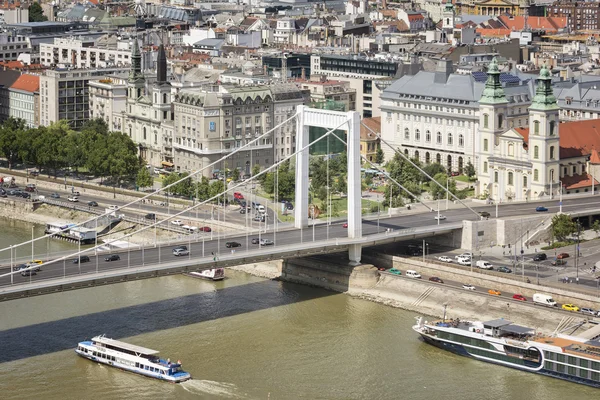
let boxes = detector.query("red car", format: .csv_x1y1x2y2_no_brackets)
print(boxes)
557,253,570,259
513,294,527,301
234,192,244,200
200,226,212,232
342,223,348,228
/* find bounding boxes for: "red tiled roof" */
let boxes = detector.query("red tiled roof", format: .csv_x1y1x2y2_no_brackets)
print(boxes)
477,28,511,37
561,173,599,190
590,149,600,165
407,14,424,21
360,117,381,140
558,119,600,159
88,0,99,4
10,74,39,93
515,127,529,144
498,16,567,33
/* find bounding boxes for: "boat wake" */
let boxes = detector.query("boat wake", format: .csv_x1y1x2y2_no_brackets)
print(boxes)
181,379,247,398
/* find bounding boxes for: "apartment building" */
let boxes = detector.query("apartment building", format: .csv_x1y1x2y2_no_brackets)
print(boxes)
0,31,30,62
88,76,128,132
297,74,356,112
271,83,309,160
40,37,132,69
9,74,39,128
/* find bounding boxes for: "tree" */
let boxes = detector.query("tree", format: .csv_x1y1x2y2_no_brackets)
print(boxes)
105,131,139,189
35,121,71,176
195,176,211,201
429,173,457,200
375,147,384,164
230,168,240,182
592,220,600,238
28,3,48,22
252,164,261,178
209,180,225,203
136,167,153,190
551,214,576,242
422,163,446,180
0,118,26,169
334,174,347,195
464,161,476,181
62,131,86,172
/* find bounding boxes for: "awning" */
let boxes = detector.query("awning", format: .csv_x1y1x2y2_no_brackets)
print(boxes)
161,161,174,168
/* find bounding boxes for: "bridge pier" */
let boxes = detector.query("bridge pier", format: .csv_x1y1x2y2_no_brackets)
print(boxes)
348,244,362,265
294,105,309,229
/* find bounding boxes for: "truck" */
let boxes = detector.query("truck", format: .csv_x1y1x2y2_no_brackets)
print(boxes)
476,260,493,270
533,293,557,307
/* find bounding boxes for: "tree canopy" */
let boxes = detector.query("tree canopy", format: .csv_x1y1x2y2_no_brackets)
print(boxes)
28,3,48,22
551,214,576,242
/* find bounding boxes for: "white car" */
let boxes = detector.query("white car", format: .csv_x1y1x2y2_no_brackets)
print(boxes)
171,220,183,226
67,196,79,202
456,253,473,259
438,256,453,263
108,205,119,210
434,215,447,220
462,284,476,291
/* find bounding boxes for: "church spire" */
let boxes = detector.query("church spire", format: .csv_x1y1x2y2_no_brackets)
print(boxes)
156,44,167,84
129,36,144,84
530,64,558,111
480,57,507,105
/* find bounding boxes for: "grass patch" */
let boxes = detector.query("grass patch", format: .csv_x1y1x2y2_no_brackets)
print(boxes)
453,175,474,183
541,240,585,250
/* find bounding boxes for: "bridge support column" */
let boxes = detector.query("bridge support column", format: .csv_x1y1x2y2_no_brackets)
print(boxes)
349,244,362,265
295,105,309,229
346,110,362,241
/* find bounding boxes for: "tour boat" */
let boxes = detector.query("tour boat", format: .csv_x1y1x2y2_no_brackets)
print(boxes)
414,316,600,388
186,268,225,281
75,335,191,383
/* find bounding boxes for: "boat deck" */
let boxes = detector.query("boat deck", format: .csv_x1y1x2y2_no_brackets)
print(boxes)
534,337,600,361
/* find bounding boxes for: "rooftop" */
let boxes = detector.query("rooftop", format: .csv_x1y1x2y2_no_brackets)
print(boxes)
10,74,39,93
92,335,159,356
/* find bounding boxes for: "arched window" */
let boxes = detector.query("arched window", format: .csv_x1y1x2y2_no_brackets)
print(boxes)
534,169,539,181
414,150,420,161
447,133,453,145
508,143,514,157
550,146,555,159
436,132,442,144
534,120,540,135
508,172,514,185
498,114,504,129
404,128,409,140
550,169,555,182
494,171,499,183
458,134,464,147
483,114,489,128
483,161,488,173
523,176,527,187
436,153,441,164
483,139,488,152
143,127,147,140
163,93,168,103
404,149,409,156
425,152,431,164
415,129,420,141
534,146,539,159
426,130,431,142
549,120,556,136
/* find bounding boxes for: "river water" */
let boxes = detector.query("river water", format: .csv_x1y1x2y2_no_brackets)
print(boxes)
0,219,598,399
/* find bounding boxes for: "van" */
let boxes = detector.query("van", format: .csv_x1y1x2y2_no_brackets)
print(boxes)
406,270,422,279
476,260,493,270
457,257,471,266
533,293,557,307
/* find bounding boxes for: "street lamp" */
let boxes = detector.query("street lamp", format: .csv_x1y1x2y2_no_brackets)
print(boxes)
559,180,563,213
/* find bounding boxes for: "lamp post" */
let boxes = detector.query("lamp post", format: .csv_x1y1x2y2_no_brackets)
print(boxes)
559,180,563,213
446,178,449,210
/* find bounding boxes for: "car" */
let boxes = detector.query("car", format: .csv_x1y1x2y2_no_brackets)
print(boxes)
488,289,501,296
234,192,244,200
434,215,447,220
67,196,79,202
535,206,548,212
105,254,120,262
0,189,6,198
171,220,183,226
200,226,211,232
25,184,36,192
88,201,98,207
12,263,27,271
28,260,42,271
173,247,189,256
20,192,30,199
181,225,192,231
108,205,119,210
429,276,444,283
50,193,60,199
462,284,476,291
479,211,491,219
154,168,161,174
496,266,512,273
533,253,547,261
260,239,274,246
512,294,527,301
456,253,473,259
72,256,90,264
30,259,43,265
240,209,246,214
552,259,568,266
557,253,570,259
342,223,348,228
581,307,597,316
145,213,156,220
251,238,260,244
562,303,580,312
389,268,402,275
451,171,460,176
457,257,471,266
71,191,81,196
253,215,264,222
226,241,242,248
21,269,36,277
438,256,453,263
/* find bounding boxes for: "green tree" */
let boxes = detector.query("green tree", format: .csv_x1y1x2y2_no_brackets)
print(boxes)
375,147,384,164
136,166,153,190
464,161,476,181
592,220,600,238
28,2,48,22
105,131,139,188
252,163,261,178
551,214,576,242
62,131,86,172
195,176,211,201
35,121,72,176
209,180,225,203
422,163,446,180
230,168,240,182
0,117,26,169
334,174,347,194
429,173,457,200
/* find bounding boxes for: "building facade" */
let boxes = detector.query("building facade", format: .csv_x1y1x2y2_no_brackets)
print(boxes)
88,76,127,132
8,74,39,128
0,31,30,62
39,37,132,69
297,75,356,112
549,1,600,31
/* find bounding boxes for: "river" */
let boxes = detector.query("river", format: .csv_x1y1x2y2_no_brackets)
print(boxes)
0,219,597,399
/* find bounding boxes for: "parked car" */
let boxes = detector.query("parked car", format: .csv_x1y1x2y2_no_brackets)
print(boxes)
226,241,242,248
200,226,212,232
171,220,183,226
438,256,453,263
462,284,476,291
434,215,447,220
0,189,6,198
342,223,348,228
25,184,36,192
488,289,501,296
173,247,189,256
562,303,580,312
581,307,597,316
20,192,30,199
67,196,79,202
429,276,444,283
533,253,547,261
552,259,568,266
73,256,90,264
512,294,527,301
251,238,260,244
557,253,570,259
260,239,274,246
389,268,402,275
496,266,512,273
105,254,120,262
144,213,156,220
535,206,548,212
479,211,491,219
88,201,98,207
240,209,246,214
234,192,244,200
50,193,60,198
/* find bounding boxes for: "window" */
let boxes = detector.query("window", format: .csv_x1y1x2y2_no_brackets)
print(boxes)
415,129,420,141
404,128,409,140
458,134,464,147
498,114,503,128
573,166,577,174
534,146,539,159
549,120,555,136
494,171,499,183
534,120,540,135
143,127,146,140
508,143,514,157
448,133,453,145
426,130,431,142
483,161,488,173
437,132,442,144
508,172,513,185
483,139,488,152
534,169,539,181
550,146,555,159
523,176,527,187
483,114,489,128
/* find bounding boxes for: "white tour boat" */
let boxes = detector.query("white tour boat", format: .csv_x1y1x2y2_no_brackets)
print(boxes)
186,268,225,281
76,335,191,383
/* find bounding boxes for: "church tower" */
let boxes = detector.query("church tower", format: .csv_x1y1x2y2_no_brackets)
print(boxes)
528,65,560,199
152,43,171,123
478,58,508,201
442,0,455,30
128,36,145,102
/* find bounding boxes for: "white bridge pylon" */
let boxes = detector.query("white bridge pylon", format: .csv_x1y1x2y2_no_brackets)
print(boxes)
295,106,362,264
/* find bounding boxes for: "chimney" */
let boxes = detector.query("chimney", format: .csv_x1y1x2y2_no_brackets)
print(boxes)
434,58,453,84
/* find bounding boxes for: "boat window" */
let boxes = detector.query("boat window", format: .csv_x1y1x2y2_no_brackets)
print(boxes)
135,363,139,368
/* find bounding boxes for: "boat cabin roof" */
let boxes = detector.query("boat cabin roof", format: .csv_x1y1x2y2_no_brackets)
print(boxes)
499,324,535,336
92,336,159,356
